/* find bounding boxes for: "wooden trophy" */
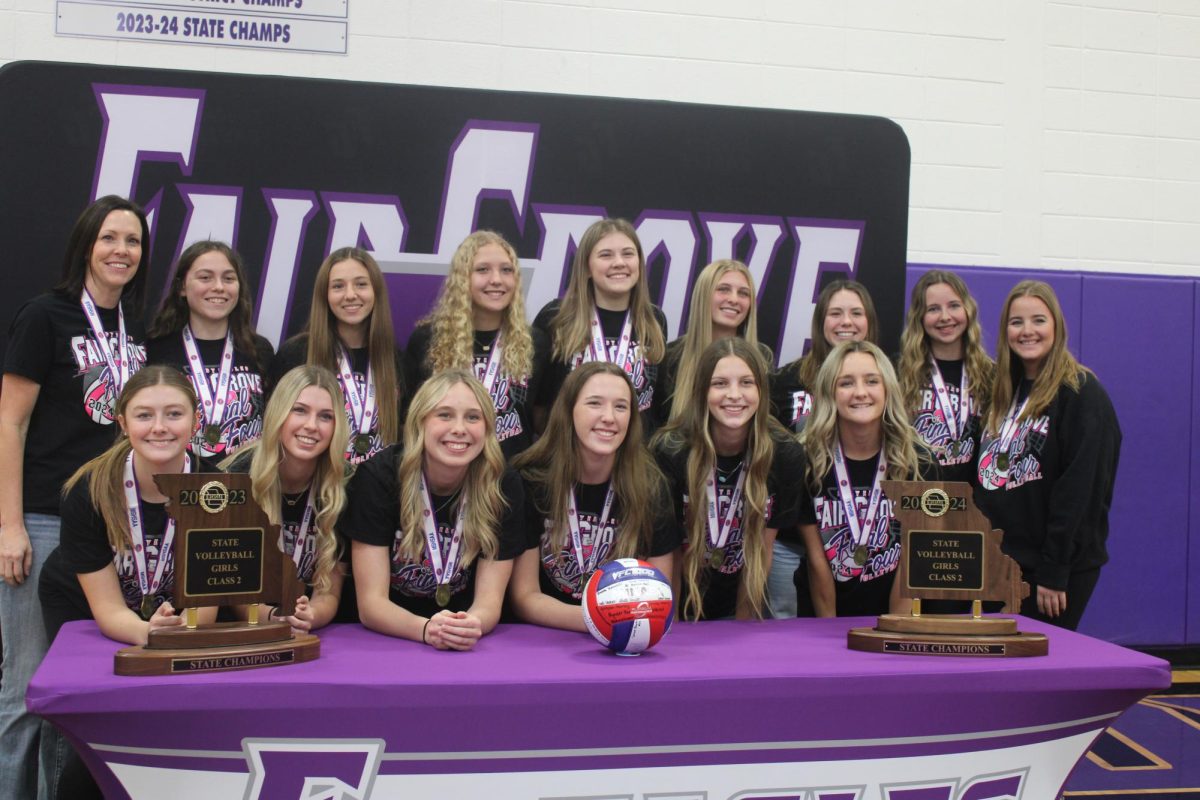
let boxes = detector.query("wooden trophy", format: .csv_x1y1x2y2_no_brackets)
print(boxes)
846,481,1048,657
113,472,321,675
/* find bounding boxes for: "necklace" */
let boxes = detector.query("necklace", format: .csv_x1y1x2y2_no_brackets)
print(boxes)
715,459,743,482
432,488,461,515
282,488,308,507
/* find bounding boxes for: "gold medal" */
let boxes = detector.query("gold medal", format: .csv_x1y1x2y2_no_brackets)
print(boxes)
709,547,725,570
354,434,372,455
204,424,221,445
435,585,451,607
946,441,959,459
996,453,1010,471
853,545,868,566
140,595,157,621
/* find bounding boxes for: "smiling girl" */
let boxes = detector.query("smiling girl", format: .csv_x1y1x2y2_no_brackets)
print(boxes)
897,270,994,484
346,370,525,649
534,219,667,430
974,281,1120,631
271,247,407,465
407,231,547,460
148,241,274,458
510,362,678,632
654,339,805,621
0,195,150,800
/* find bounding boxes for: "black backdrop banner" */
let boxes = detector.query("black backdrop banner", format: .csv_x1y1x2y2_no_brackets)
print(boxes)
0,61,909,364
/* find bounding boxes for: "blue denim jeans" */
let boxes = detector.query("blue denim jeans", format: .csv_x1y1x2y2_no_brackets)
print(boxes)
767,538,804,619
0,513,59,800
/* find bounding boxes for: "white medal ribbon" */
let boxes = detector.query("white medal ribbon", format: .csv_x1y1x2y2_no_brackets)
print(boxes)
337,345,377,439
182,325,235,436
286,488,317,574
929,357,970,443
705,464,746,555
994,392,1030,469
80,289,130,395
419,473,466,590
586,307,634,370
567,483,616,588
123,451,191,599
832,443,887,553
478,330,505,404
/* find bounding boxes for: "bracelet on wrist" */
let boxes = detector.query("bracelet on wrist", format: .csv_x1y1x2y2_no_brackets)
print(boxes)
421,618,431,645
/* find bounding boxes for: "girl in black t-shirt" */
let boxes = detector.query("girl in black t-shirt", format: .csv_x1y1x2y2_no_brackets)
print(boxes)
147,241,274,459
654,338,805,621
271,247,407,465
796,341,935,618
897,270,994,485
533,218,668,429
407,231,547,461
221,365,351,632
0,195,150,800
346,370,524,650
510,362,678,632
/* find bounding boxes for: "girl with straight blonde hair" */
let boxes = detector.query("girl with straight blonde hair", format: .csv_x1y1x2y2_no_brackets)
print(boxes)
653,338,804,621
897,269,994,484
974,280,1120,631
407,231,547,460
221,365,352,631
510,361,678,631
796,341,936,617
346,369,525,649
270,247,406,464
533,218,668,428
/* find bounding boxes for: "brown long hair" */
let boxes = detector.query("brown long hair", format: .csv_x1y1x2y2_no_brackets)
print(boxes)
985,280,1088,434
513,361,665,561
784,279,879,390
548,218,666,365
303,247,401,445
653,338,781,621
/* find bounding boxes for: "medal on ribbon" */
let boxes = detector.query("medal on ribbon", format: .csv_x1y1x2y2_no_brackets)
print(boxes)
705,462,745,573
420,473,466,607
833,443,887,571
567,483,616,595
182,325,235,451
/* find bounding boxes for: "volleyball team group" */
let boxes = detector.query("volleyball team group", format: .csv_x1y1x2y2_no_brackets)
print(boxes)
0,194,1121,798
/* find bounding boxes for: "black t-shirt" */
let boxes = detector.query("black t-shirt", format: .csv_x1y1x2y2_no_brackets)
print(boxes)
770,360,813,435
532,299,669,426
657,436,806,619
270,335,409,465
4,292,147,514
406,323,549,461
146,331,274,459
342,445,526,616
911,358,980,485
521,476,680,606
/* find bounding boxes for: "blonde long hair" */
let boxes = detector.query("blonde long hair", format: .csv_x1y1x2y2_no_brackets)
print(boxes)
802,341,924,492
985,280,1089,434
420,230,534,380
221,365,351,595
667,259,763,426
653,338,780,621
512,361,665,561
63,366,198,556
393,370,508,566
548,218,666,365
898,270,994,417
303,247,401,445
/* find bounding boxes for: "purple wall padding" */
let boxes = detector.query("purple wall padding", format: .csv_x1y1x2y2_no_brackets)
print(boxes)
907,265,1197,647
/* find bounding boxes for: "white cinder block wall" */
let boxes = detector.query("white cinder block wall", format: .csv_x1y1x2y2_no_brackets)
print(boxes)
3,1,1197,277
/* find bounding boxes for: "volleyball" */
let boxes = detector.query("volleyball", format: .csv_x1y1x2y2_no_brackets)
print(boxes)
581,558,674,656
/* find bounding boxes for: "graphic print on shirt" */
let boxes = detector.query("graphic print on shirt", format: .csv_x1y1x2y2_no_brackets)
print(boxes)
390,522,469,598
788,389,813,431
977,413,1049,492
71,331,146,424
913,382,976,466
681,487,777,574
111,531,170,611
814,489,899,583
473,352,528,443
541,510,621,598
191,368,266,458
280,515,318,584
569,340,652,411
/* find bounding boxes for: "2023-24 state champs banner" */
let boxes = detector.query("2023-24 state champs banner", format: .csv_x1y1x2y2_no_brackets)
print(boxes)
0,60,909,362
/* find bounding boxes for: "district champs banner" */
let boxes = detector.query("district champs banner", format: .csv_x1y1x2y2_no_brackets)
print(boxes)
0,61,910,363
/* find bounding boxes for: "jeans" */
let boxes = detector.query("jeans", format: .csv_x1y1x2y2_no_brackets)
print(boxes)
767,538,805,619
0,513,59,800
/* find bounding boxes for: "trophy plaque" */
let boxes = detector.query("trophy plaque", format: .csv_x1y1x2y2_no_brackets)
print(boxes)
113,472,320,675
846,480,1048,657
